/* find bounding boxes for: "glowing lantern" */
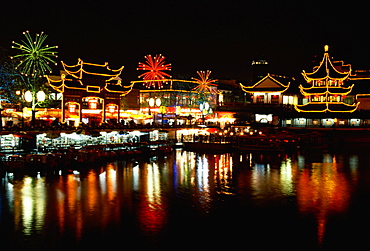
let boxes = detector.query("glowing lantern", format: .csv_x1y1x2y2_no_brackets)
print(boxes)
37,90,46,102
24,90,33,102
149,98,155,107
156,98,161,107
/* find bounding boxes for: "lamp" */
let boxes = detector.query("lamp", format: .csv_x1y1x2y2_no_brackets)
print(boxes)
24,90,46,125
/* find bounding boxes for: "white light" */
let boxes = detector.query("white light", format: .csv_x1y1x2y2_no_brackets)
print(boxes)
155,98,161,106
149,98,155,107
24,90,33,102
37,90,46,102
204,102,209,111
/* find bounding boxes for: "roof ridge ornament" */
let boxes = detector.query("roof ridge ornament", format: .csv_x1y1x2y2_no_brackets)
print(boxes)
324,45,329,52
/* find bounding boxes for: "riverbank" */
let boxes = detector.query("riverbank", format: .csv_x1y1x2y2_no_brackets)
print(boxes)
277,127,370,145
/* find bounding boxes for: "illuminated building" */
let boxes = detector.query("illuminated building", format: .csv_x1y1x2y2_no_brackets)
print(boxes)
289,45,370,127
239,73,297,124
238,46,370,127
295,45,358,113
47,59,134,125
132,79,217,125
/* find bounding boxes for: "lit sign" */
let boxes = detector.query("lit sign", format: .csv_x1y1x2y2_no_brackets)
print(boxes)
108,105,116,113
88,99,98,109
69,104,76,113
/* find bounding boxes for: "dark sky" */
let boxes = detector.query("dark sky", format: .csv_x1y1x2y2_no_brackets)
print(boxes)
1,0,370,82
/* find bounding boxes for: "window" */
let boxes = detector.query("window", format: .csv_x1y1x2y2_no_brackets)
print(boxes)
271,95,279,104
257,95,264,104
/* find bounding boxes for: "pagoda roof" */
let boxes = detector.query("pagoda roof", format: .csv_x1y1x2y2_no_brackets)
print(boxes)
105,83,134,95
240,73,291,93
46,69,134,95
62,59,124,81
299,85,354,96
302,45,351,81
294,102,359,113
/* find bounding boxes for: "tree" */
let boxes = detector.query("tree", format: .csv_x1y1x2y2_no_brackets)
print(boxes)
10,31,58,124
0,48,22,105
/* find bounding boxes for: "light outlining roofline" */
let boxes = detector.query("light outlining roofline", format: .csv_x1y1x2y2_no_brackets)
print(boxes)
130,79,198,84
139,89,198,93
299,84,354,96
104,82,135,96
240,73,290,93
302,45,351,82
62,58,124,81
294,102,359,113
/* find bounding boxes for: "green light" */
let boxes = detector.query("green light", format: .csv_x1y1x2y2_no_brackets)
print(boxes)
11,31,58,77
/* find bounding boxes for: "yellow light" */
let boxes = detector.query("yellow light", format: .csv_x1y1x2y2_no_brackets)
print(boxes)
240,73,290,94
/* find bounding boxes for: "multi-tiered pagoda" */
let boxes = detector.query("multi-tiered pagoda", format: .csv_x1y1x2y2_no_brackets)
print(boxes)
295,45,359,113
47,59,134,125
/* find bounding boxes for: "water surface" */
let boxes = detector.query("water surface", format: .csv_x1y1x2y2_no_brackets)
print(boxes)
1,149,370,250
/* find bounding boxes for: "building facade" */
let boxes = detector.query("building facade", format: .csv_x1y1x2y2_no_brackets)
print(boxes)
47,59,134,126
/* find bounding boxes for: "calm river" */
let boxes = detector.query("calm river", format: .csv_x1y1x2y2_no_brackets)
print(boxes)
1,148,370,250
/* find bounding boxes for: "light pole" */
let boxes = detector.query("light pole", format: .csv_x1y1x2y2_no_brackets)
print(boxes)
24,90,46,126
199,102,210,124
16,90,24,127
149,97,161,125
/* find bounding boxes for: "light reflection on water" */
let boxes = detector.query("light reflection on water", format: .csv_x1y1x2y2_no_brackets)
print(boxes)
1,149,369,249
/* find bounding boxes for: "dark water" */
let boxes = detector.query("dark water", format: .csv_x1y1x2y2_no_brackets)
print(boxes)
1,148,370,250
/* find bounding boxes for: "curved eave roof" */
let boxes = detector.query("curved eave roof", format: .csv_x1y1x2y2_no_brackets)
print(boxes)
294,102,359,112
240,74,290,93
243,87,288,93
302,53,350,81
104,83,135,95
46,75,63,88
64,79,85,89
299,85,354,96
47,75,86,92
62,59,124,80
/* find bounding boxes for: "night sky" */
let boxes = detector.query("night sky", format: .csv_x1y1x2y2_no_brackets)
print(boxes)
1,0,370,82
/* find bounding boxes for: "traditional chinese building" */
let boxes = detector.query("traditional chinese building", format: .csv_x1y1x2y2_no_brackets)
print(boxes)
47,59,134,125
287,45,370,127
239,73,297,124
295,45,358,113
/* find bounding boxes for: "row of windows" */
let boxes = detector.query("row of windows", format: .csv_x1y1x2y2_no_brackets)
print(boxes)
256,96,279,104
311,96,342,102
313,80,343,87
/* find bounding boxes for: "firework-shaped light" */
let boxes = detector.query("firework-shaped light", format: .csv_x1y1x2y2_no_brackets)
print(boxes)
137,54,172,89
11,30,58,77
192,70,218,94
